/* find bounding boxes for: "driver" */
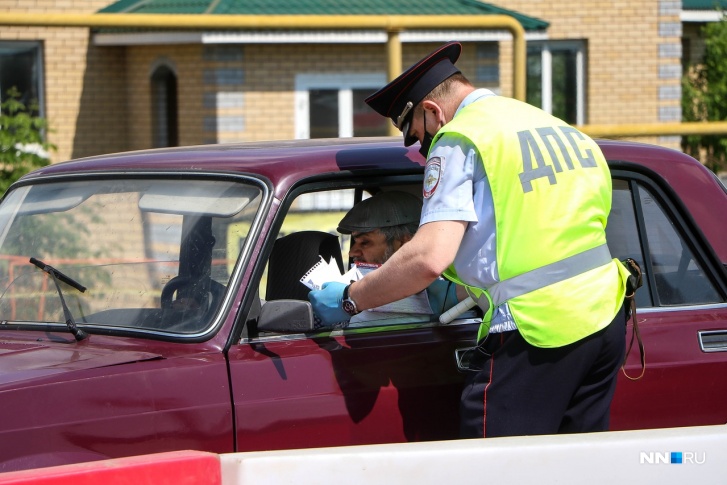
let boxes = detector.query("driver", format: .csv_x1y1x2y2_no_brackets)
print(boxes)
336,191,461,316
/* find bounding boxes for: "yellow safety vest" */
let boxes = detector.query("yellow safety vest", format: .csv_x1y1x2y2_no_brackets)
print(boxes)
435,96,630,348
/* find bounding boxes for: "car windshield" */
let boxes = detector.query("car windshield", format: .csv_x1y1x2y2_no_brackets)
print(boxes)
0,177,262,335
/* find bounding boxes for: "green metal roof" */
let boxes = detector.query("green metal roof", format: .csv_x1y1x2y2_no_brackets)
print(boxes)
98,0,549,31
683,0,727,9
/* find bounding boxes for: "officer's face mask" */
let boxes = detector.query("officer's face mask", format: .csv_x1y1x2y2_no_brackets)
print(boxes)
419,110,435,158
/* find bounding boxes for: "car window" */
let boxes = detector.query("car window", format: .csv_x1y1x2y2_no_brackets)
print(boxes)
607,178,722,308
0,177,263,335
257,186,458,334
638,182,721,306
607,179,651,307
258,188,352,303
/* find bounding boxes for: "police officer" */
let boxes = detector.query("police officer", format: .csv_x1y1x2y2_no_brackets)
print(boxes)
309,41,631,438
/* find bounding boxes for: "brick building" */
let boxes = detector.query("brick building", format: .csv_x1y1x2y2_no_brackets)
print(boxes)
0,0,723,164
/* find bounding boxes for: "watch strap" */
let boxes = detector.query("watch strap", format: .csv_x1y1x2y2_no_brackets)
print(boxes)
342,284,359,316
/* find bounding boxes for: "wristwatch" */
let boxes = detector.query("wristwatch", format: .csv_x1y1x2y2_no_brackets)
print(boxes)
342,284,360,316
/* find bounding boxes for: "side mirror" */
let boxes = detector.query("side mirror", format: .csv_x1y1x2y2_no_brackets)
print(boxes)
257,299,315,333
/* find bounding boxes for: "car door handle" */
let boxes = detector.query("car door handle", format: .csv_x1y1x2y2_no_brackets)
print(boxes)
699,330,727,352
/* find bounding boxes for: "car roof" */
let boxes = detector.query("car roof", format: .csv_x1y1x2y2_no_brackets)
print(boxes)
19,137,727,262
25,138,425,193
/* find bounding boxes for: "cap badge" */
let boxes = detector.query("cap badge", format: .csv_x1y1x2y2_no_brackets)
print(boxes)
394,101,414,130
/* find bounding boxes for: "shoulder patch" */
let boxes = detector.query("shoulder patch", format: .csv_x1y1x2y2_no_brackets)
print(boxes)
423,157,443,199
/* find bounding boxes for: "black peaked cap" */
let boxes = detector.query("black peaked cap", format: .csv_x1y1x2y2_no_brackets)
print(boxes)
365,41,462,146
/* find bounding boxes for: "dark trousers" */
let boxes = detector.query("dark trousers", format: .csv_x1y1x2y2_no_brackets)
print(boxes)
459,305,627,438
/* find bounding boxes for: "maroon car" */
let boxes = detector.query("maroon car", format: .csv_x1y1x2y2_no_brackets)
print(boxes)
0,138,725,472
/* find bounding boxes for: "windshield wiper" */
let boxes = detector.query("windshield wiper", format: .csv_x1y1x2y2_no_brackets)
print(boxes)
29,257,88,341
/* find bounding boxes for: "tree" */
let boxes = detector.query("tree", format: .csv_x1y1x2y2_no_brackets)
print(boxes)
682,16,727,174
0,87,55,194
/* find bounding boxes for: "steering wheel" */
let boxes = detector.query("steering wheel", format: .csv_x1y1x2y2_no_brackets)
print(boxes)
160,276,195,311
160,276,226,331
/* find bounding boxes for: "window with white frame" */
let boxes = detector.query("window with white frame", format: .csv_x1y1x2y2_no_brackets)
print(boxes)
295,73,389,139
526,41,586,125
0,41,44,116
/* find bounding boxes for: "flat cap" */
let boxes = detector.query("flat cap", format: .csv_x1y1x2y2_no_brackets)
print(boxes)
337,191,422,235
365,41,462,146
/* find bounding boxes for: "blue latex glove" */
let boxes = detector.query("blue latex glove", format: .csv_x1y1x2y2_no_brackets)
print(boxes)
308,281,351,327
426,278,458,314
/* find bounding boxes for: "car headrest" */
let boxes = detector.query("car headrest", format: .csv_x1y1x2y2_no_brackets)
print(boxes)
265,231,344,301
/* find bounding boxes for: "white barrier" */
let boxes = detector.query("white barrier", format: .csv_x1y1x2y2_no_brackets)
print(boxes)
220,425,727,485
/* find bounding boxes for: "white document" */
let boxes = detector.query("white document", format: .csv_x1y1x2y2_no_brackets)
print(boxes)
300,256,361,291
354,263,432,314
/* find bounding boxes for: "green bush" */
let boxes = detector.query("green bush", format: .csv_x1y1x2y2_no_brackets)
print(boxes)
0,87,55,194
682,16,727,173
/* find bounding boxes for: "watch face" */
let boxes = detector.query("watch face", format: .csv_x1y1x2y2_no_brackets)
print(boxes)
342,299,357,316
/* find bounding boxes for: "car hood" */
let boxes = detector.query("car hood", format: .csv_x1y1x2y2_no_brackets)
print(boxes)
0,340,162,387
